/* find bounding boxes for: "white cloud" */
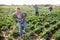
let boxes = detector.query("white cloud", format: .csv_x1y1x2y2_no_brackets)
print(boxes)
0,0,60,5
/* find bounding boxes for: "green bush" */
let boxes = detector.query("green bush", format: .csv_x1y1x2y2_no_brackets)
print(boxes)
11,30,20,38
0,22,6,27
1,26,8,31
50,20,57,24
44,22,50,28
34,27,43,34
18,37,21,40
56,21,60,27
23,34,30,40
28,31,34,37
8,36,13,40
0,34,4,39
53,30,60,40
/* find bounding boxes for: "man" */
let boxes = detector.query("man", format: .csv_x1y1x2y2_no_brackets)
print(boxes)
33,5,39,16
13,7,28,38
48,6,53,14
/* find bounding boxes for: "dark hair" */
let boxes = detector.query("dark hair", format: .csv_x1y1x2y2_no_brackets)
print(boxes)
16,7,20,10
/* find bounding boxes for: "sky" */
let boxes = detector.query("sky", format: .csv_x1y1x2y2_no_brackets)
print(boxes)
0,0,60,5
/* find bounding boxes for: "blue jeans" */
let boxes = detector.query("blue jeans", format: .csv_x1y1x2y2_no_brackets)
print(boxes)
18,19,28,37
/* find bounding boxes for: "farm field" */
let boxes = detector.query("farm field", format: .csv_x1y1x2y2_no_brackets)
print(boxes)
0,6,60,40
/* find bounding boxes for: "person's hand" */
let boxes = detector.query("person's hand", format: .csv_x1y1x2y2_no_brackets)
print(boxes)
19,18,23,21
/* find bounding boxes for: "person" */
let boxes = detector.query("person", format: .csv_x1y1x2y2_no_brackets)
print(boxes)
12,7,28,38
33,5,39,16
48,6,53,14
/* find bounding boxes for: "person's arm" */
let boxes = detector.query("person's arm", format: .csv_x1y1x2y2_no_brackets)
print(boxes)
21,12,28,18
12,12,17,18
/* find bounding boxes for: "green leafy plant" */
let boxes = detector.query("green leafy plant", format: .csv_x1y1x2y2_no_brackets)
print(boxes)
53,30,60,40
44,22,50,28
1,26,8,31
8,36,13,40
0,34,4,40
11,30,20,38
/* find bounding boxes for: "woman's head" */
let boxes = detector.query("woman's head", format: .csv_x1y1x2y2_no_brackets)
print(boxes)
16,7,21,13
